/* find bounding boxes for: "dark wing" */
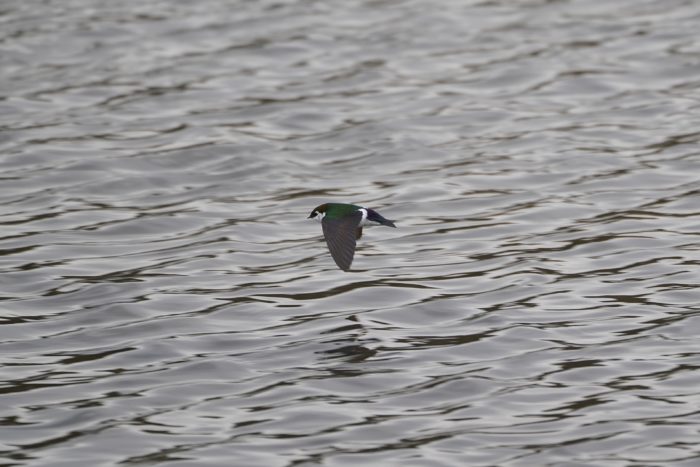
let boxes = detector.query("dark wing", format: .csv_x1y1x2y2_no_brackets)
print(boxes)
322,211,363,271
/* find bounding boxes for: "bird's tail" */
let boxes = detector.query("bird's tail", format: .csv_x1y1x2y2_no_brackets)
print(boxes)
366,209,397,228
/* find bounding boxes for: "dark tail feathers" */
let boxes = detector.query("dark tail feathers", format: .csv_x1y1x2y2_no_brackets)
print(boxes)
367,209,397,228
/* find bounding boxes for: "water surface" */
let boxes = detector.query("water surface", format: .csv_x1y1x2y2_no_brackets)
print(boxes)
2,0,700,465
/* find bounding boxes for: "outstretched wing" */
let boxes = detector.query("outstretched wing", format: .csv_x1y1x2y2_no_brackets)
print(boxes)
322,211,363,271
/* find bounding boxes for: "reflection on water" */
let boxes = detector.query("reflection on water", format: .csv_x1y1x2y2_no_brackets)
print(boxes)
2,0,700,465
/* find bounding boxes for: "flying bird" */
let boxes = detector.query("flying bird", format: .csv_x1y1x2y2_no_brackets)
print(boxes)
308,203,396,271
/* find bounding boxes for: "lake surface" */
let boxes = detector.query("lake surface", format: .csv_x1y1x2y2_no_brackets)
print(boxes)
2,0,700,465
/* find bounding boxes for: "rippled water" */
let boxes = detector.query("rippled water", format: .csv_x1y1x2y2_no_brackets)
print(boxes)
2,0,700,465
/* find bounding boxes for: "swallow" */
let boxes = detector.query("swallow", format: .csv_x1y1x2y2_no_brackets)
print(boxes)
308,203,396,271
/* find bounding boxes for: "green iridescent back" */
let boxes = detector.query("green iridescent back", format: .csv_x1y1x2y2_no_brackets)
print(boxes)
322,203,361,220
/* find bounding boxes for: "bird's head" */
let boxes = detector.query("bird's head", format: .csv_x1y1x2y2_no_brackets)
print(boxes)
307,204,328,222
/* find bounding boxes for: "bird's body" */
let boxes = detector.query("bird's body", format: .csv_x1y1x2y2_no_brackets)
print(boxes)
308,203,396,271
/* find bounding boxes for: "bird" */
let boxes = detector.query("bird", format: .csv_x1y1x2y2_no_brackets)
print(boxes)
308,203,396,271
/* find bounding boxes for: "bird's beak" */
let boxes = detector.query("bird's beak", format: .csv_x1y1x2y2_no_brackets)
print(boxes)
307,215,313,219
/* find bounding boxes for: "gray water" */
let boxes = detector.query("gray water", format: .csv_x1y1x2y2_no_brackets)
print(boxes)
2,0,700,465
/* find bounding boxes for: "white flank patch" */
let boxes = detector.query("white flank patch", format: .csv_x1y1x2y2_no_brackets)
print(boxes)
358,208,380,227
